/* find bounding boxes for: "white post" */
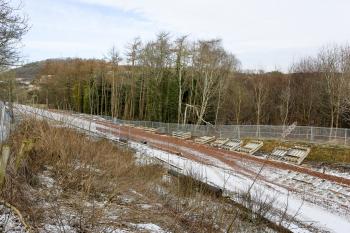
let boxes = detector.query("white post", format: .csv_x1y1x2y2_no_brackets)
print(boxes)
0,106,5,142
345,129,348,145
0,145,10,186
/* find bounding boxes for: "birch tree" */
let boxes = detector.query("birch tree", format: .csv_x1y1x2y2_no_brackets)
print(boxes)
124,37,141,119
251,73,268,136
107,46,122,118
280,76,291,128
315,45,350,135
174,35,189,124
214,53,240,125
193,39,236,126
339,45,350,123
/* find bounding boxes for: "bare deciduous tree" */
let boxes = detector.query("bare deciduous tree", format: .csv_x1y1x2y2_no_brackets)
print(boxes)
339,45,350,123
280,76,292,128
250,73,268,136
0,0,28,71
174,35,189,124
193,40,238,126
214,53,240,125
124,37,142,119
107,46,122,118
315,45,350,135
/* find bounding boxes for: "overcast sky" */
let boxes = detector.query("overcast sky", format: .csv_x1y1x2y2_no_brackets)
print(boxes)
19,0,350,71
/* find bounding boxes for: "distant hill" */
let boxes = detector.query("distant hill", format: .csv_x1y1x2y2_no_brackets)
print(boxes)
11,60,45,83
11,58,109,84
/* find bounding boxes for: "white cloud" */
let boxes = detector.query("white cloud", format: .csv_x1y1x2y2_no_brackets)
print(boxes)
20,0,350,71
21,0,157,61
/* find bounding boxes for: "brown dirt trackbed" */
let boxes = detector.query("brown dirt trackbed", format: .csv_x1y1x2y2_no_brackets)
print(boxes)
95,121,350,187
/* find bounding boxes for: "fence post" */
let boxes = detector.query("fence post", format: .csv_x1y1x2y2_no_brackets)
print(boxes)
345,129,348,146
0,145,10,187
0,106,5,142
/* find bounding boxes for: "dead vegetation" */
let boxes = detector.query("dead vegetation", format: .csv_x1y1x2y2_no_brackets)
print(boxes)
260,139,350,164
0,118,290,232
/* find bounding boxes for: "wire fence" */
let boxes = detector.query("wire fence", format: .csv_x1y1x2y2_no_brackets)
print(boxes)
12,104,350,146
104,117,350,146
0,101,11,143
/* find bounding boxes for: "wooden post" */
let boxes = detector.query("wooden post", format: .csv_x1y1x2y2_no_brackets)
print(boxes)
0,105,5,142
0,145,10,187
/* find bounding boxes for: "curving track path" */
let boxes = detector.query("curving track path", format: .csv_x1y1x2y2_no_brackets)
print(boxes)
14,105,350,233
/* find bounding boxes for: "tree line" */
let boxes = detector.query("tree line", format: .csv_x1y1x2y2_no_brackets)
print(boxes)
1,0,350,130
4,33,349,129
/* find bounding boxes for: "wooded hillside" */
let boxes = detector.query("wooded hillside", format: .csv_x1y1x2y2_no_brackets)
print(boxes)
8,34,350,128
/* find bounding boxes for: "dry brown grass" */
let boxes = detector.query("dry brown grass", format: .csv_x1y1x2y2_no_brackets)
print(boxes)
1,118,168,231
0,118,289,233
260,139,350,164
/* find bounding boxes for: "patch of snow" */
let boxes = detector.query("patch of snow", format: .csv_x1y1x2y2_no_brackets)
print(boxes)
38,174,55,188
0,204,28,233
104,228,130,233
138,204,153,209
129,142,350,233
41,224,76,233
132,223,167,233
15,104,350,233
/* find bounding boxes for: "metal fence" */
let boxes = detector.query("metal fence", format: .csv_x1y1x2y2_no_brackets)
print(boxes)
15,105,350,146
0,101,11,142
104,117,350,146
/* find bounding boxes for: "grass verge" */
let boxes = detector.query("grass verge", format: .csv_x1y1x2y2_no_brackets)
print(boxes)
259,139,350,164
0,118,294,232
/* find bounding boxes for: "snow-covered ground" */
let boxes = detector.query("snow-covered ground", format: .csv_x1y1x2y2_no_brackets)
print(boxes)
0,203,28,233
131,142,350,233
14,104,350,233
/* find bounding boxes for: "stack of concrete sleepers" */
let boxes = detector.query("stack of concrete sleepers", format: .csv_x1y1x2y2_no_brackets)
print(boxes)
239,140,263,154
211,138,230,147
172,131,192,140
269,147,289,159
284,146,311,165
143,127,158,133
122,123,135,127
194,136,216,144
219,139,242,151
